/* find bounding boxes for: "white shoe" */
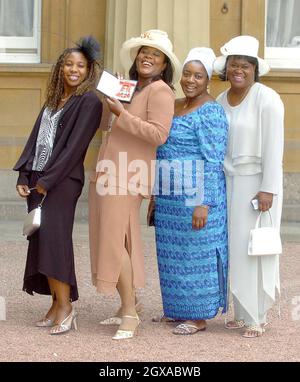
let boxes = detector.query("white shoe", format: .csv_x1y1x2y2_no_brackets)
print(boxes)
36,317,55,327
100,316,122,325
112,315,140,340
50,308,78,335
100,301,142,326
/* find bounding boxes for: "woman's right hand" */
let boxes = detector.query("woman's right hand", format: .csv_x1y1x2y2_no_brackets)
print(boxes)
254,191,274,212
105,97,124,117
147,199,155,226
16,185,30,198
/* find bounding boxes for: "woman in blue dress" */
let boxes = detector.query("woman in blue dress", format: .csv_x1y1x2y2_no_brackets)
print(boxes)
148,48,229,334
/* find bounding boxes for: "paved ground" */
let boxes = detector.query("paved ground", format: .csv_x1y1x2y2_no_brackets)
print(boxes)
0,220,299,362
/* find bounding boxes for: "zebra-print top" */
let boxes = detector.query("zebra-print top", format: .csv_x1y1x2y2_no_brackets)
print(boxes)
32,107,63,171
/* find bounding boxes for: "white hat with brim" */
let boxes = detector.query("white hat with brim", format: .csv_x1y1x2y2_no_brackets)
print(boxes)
120,29,182,83
213,35,270,76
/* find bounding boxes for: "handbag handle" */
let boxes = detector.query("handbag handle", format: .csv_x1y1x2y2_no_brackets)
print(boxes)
38,194,47,208
255,210,273,229
29,187,46,208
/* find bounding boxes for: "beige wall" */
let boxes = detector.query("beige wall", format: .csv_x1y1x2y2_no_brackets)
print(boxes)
0,66,49,169
41,0,106,65
105,0,210,99
0,0,106,171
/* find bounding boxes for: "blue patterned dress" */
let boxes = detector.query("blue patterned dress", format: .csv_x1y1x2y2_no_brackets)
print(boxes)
155,101,228,320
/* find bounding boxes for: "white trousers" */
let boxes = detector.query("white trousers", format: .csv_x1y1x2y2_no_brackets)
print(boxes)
226,173,282,326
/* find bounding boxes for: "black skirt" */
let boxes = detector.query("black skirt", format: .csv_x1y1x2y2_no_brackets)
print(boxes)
23,171,82,301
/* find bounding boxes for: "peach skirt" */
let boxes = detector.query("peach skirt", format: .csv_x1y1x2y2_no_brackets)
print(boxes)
88,183,144,295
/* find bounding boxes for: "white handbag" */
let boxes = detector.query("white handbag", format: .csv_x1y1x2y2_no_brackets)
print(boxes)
23,194,46,237
248,210,282,256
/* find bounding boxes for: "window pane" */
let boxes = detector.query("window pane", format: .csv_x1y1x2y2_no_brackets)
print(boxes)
266,0,300,47
0,0,41,63
0,0,34,37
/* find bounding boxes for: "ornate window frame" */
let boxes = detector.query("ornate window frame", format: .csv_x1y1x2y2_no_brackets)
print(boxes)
0,0,42,63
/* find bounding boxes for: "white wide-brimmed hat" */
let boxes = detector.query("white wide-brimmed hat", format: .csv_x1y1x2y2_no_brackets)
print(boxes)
183,47,216,79
213,35,270,76
120,29,182,83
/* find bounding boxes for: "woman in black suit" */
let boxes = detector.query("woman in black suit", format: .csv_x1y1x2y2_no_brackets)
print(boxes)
14,36,103,335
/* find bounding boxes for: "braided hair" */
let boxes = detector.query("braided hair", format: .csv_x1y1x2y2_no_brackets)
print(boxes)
45,36,102,110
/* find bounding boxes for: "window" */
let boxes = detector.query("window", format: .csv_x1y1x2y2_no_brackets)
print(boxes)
0,0,41,63
265,0,300,69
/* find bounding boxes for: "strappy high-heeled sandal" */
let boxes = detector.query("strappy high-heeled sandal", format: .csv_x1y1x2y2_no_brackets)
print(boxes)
100,316,122,325
36,317,55,327
112,315,140,340
50,308,78,335
100,301,143,326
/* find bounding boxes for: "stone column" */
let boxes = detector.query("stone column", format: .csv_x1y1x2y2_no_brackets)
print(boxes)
104,0,210,82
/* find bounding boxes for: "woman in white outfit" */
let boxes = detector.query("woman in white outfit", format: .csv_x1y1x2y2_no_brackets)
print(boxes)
214,35,284,338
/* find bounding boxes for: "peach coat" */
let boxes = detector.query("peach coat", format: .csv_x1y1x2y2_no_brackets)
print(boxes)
89,80,175,294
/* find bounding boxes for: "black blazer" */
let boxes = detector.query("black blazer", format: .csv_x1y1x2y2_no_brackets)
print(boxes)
14,91,102,191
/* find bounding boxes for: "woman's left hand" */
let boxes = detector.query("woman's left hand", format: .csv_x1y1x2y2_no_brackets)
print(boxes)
36,183,47,196
105,97,124,117
192,206,209,230
255,191,273,212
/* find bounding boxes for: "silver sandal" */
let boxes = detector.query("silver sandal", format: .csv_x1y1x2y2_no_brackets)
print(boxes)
242,325,265,338
225,319,245,329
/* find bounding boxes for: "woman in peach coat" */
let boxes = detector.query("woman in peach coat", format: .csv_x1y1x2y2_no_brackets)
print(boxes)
89,30,181,340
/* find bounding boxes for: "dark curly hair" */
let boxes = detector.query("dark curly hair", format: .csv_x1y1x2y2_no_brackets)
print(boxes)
219,55,259,82
128,47,175,90
45,36,102,110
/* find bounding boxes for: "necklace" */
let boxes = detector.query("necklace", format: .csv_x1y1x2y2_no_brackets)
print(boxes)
183,100,189,109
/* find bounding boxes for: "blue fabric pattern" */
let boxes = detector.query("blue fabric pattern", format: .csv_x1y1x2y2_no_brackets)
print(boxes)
155,101,229,320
